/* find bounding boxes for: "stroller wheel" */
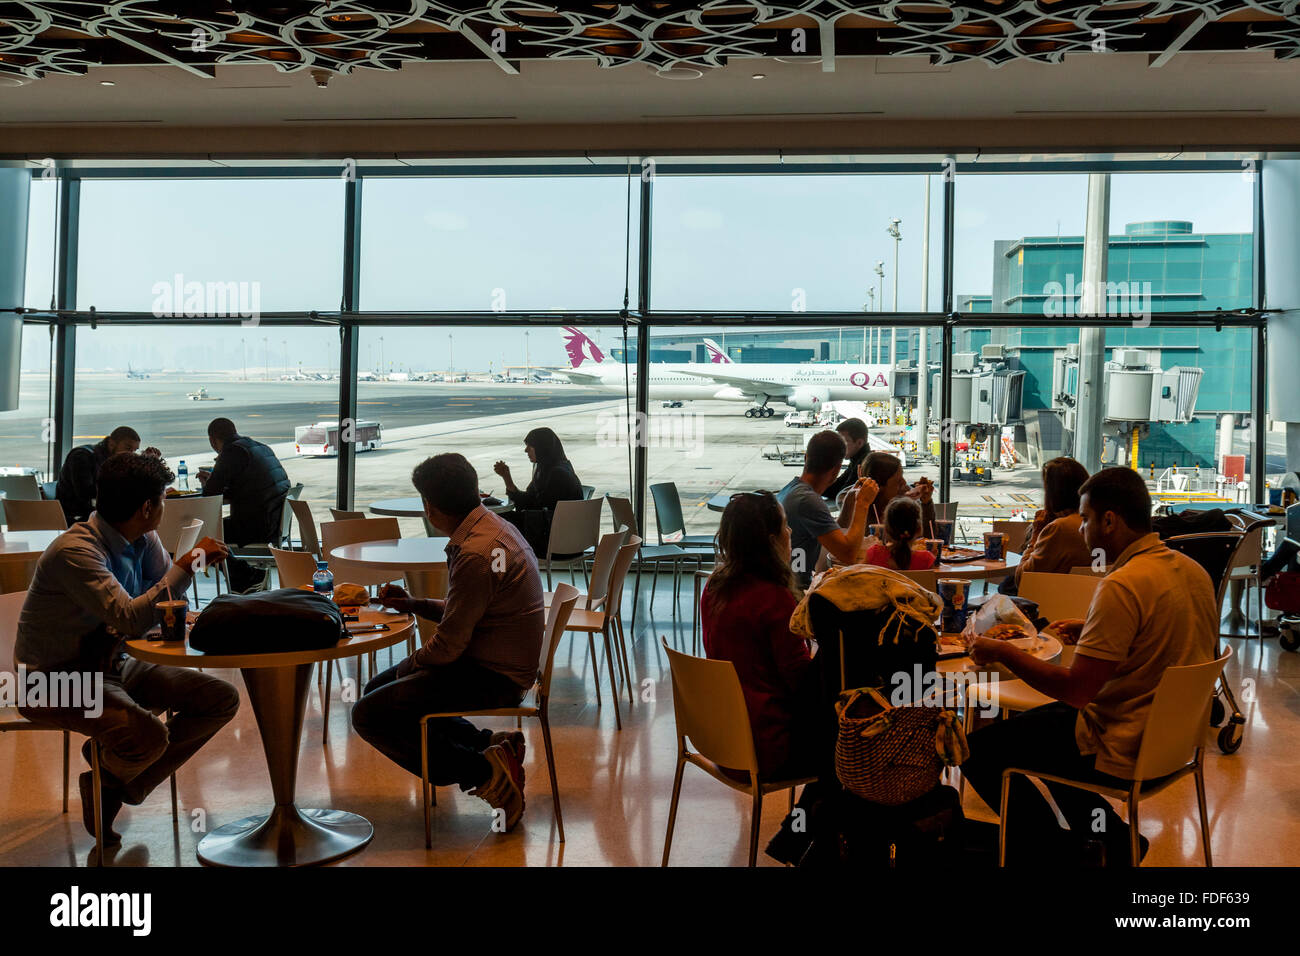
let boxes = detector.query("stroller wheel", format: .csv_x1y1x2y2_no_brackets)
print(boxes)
1209,696,1225,728
1280,624,1300,653
1218,720,1245,755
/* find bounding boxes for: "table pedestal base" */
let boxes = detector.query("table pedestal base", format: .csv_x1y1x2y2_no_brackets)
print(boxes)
198,806,372,867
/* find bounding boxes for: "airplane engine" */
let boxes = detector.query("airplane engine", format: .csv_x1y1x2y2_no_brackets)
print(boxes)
790,386,831,411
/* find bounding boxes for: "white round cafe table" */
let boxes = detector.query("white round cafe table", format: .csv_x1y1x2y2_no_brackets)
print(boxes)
0,528,61,592
931,551,1020,582
125,606,414,867
329,536,451,572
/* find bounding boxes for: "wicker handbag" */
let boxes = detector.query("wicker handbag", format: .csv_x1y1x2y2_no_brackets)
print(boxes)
834,687,968,806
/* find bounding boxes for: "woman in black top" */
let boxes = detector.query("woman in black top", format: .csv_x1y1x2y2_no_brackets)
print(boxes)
493,427,584,556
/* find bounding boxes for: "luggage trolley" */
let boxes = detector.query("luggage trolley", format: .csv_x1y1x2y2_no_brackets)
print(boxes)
1164,531,1252,754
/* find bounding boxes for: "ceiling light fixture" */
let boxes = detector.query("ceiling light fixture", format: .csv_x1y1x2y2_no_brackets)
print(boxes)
752,73,766,79
100,80,115,86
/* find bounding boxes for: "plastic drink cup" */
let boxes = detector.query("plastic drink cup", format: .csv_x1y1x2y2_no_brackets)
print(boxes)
933,519,954,545
922,538,944,560
984,532,1006,561
156,598,189,643
936,578,969,634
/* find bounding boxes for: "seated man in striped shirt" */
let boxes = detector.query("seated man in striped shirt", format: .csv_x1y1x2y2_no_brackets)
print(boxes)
354,453,544,831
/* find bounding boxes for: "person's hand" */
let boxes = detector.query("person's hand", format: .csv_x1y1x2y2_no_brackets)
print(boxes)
907,477,934,504
1048,618,1085,645
180,536,229,574
142,446,162,459
968,636,1006,666
195,469,211,486
855,477,879,509
377,583,413,612
493,460,510,480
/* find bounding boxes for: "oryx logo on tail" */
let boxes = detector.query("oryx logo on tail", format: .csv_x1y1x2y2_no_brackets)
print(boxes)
561,327,605,368
703,338,734,364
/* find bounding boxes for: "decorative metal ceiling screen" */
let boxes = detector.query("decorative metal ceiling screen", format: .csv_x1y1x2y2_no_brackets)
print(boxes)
0,1,1297,79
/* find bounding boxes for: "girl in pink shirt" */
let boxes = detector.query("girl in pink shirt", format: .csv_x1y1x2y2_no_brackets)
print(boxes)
864,497,937,572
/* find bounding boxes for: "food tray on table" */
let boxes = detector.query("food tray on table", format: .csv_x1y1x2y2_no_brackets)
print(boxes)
939,546,986,563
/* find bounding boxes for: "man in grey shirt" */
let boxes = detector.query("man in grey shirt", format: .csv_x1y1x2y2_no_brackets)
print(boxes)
777,430,877,588
16,453,239,846
355,452,544,832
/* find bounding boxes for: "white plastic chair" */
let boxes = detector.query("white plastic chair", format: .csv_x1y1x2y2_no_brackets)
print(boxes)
607,494,691,621
1,499,68,531
419,583,580,846
538,497,603,590
330,509,364,522
660,641,816,867
993,520,1032,555
159,495,226,603
997,645,1231,867
171,519,204,565
320,517,403,589
288,499,321,557
1019,571,1102,623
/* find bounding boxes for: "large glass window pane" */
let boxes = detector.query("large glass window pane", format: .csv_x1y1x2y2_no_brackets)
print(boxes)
0,323,52,479
945,322,1258,544
76,179,344,312
351,325,631,540
72,326,339,530
651,174,943,313
24,177,57,311
955,174,1088,315
360,177,638,312
642,323,941,543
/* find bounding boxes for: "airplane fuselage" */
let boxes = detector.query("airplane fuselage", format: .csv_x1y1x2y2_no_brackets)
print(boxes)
574,362,893,406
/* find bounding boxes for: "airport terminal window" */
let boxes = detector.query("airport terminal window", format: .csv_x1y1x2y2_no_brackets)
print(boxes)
75,178,345,312
639,323,941,544
943,323,1258,542
359,176,640,312
954,173,1088,315
0,324,53,482
23,178,56,311
351,325,633,538
650,174,943,313
70,326,339,533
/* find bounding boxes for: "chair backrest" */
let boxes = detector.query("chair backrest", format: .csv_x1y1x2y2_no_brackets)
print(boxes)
1134,645,1232,781
898,568,937,592
663,641,759,775
545,497,603,558
321,517,403,586
580,484,596,500
286,483,304,500
604,537,641,622
993,520,1032,555
1223,517,1263,573
606,495,639,537
1,499,68,532
173,518,204,562
273,488,300,547
0,475,41,501
1019,571,1102,622
271,546,318,589
1070,565,1109,577
330,509,364,521
585,531,629,609
537,583,580,699
1164,531,1247,611
0,590,25,674
288,499,320,556
649,482,686,542
159,495,225,549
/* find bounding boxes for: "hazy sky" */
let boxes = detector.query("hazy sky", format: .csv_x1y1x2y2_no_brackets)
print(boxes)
17,169,1254,374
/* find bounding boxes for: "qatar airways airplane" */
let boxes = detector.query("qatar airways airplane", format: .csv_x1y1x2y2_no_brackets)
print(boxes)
555,327,893,418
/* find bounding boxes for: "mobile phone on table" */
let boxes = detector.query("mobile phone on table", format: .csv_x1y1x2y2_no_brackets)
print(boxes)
345,623,390,634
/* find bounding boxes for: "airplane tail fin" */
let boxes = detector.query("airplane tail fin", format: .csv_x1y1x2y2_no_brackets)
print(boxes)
702,338,733,364
560,326,606,368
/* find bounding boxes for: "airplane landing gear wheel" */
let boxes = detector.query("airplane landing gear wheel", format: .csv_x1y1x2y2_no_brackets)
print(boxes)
745,408,756,418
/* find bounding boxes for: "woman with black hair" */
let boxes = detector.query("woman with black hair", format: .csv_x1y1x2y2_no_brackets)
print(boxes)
1000,455,1093,594
863,497,937,572
493,427,584,556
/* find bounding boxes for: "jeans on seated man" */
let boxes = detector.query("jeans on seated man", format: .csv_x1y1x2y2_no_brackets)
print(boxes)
351,452,543,831
961,467,1217,866
15,453,240,845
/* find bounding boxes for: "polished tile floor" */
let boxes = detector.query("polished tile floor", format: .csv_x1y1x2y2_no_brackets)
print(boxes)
1,572,1295,867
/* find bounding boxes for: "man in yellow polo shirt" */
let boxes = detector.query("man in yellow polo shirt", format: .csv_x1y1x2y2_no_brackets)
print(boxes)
963,467,1217,865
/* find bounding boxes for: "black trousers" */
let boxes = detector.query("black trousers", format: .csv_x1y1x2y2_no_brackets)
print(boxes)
961,702,1135,865
351,656,525,790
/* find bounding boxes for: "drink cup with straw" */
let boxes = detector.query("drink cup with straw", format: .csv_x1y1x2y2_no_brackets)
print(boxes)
157,584,188,643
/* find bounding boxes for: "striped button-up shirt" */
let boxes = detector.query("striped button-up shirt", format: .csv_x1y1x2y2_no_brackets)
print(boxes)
412,506,544,688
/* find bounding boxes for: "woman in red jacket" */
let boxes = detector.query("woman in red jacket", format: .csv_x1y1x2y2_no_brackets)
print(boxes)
701,490,819,783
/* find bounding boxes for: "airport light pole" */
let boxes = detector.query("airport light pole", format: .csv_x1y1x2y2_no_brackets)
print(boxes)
918,175,931,450
449,333,454,375
873,260,885,363
887,218,901,368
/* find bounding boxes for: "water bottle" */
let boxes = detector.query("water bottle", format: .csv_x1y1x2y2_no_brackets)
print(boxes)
178,460,188,491
312,561,334,599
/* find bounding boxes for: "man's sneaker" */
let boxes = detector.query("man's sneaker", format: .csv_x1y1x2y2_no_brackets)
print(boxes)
489,730,526,789
471,744,525,832
79,772,123,846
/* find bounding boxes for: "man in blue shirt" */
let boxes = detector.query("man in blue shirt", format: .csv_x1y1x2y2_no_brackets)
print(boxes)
17,453,239,846
777,430,877,588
